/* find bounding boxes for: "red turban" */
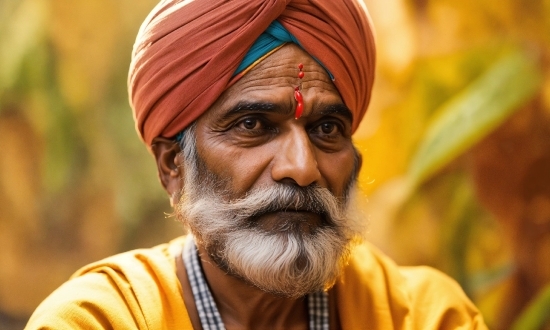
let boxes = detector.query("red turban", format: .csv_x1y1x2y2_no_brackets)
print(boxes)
129,0,376,147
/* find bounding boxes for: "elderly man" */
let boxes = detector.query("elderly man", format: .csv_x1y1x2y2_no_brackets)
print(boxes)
27,0,487,329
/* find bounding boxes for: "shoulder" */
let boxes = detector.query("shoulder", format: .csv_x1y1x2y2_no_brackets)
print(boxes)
396,265,486,329
335,241,488,329
25,237,192,330
25,271,139,329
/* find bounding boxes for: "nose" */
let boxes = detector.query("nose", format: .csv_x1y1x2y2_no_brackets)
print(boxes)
271,128,321,187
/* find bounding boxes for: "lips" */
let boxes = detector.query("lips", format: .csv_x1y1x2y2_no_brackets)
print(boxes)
252,210,326,234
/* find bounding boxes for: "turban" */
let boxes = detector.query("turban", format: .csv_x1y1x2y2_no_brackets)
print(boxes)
129,0,376,147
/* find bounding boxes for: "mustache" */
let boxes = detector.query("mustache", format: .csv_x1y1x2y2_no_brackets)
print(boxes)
237,184,341,231
182,183,348,230
235,184,340,217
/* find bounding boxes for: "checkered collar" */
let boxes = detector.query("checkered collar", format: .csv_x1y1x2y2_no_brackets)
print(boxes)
182,236,329,330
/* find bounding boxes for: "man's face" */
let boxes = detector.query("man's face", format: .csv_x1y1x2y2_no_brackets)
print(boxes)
194,44,358,202
175,44,363,297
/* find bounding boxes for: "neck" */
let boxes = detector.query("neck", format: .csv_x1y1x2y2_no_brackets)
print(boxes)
197,244,309,330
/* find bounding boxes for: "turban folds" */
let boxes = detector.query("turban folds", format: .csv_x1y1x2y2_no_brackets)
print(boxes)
129,0,376,147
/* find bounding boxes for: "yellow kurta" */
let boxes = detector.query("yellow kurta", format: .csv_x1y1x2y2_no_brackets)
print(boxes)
26,237,487,329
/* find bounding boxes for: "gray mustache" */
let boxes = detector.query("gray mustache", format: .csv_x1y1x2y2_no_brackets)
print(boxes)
221,184,344,227
251,185,331,213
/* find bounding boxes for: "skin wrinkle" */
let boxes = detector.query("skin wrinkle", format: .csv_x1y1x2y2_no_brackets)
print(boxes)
213,102,353,142
238,61,330,88
214,60,340,123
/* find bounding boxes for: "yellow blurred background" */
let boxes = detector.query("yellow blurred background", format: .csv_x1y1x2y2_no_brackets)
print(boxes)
0,0,549,329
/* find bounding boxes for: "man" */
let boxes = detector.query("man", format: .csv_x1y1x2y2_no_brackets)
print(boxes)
26,0,487,329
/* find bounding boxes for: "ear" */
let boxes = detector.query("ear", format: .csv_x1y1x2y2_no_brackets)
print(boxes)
151,137,184,207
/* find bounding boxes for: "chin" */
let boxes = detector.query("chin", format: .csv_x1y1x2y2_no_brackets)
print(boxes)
210,223,352,298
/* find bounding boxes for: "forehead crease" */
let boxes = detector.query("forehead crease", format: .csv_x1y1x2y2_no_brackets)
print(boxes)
212,45,340,115
241,67,334,92
302,77,337,91
253,61,293,75
255,61,328,79
240,75,293,90
250,48,325,75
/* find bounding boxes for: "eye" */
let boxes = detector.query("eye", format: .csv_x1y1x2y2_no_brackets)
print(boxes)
312,121,341,136
237,118,262,130
319,122,337,134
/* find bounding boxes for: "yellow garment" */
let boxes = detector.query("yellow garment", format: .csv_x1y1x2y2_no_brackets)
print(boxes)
26,237,487,329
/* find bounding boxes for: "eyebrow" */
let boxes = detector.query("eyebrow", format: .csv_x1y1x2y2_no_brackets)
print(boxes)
318,103,354,123
219,101,353,123
219,101,291,121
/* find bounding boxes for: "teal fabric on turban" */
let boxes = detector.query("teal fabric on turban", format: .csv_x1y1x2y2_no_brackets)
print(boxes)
235,20,332,79
235,21,298,75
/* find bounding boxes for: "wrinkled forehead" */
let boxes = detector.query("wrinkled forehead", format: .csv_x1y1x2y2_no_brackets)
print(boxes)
213,44,340,109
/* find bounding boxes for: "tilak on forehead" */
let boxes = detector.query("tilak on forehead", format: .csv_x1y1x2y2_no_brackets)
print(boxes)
230,21,329,123
128,0,376,148
233,21,321,122
295,63,304,119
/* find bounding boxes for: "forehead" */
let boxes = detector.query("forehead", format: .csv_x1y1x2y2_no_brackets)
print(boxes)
205,44,342,116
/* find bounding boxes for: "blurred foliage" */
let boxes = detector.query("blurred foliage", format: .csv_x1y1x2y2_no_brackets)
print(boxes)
0,0,179,325
408,48,542,188
511,284,550,330
357,0,550,329
0,0,549,329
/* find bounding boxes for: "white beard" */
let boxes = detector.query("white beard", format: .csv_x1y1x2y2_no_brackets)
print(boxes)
175,127,363,298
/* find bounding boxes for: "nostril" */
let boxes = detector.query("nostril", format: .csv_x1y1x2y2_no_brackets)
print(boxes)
277,177,302,187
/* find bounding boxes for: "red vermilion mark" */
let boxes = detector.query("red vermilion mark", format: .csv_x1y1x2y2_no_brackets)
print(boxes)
294,87,303,119
295,63,304,119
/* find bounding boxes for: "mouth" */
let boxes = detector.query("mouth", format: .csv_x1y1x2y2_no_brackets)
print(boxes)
251,210,327,234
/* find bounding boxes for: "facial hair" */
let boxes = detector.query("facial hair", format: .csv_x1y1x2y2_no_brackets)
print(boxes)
175,125,364,298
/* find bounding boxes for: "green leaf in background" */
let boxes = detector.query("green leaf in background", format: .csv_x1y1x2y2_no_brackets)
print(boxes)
407,48,543,188
510,284,550,330
0,0,46,93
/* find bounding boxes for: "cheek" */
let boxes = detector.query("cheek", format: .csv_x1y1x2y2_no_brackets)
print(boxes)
227,150,273,195
197,139,274,197
316,148,356,197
